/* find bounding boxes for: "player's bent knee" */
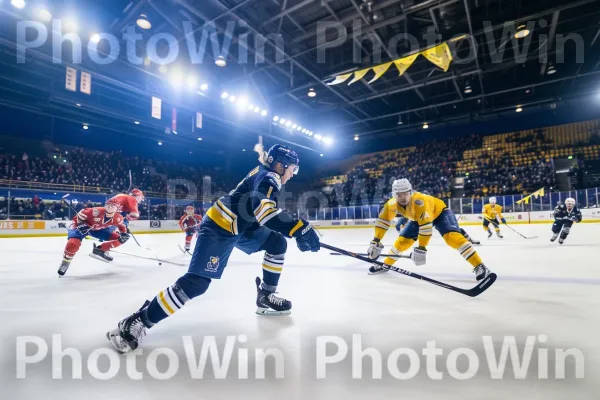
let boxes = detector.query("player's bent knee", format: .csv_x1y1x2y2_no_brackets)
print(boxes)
260,231,287,255
443,231,468,249
176,273,212,300
394,236,415,252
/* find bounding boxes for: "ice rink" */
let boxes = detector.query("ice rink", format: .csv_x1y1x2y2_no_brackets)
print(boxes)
1,224,599,399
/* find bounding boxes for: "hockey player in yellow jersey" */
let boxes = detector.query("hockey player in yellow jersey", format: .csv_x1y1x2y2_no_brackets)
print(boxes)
482,197,506,238
367,179,491,281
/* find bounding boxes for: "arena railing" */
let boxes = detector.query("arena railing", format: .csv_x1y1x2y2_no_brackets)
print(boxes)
299,187,600,221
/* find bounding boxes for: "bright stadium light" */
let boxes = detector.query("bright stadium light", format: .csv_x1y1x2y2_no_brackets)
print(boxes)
423,122,429,129
136,14,152,30
35,8,52,22
197,137,203,141
215,55,227,67
285,121,292,127
354,135,359,141
296,126,302,131
292,124,297,129
314,134,323,141
280,118,286,124
200,83,208,91
82,124,89,130
254,106,260,113
320,153,324,157
221,92,229,99
90,33,101,44
516,106,523,112
134,121,140,125
261,110,268,116
273,116,279,122
229,95,236,103
301,128,307,133
237,97,249,110
11,0,26,9
323,137,333,145
158,141,163,146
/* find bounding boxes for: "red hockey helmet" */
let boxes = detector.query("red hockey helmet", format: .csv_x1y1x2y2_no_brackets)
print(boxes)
130,188,144,203
186,205,195,215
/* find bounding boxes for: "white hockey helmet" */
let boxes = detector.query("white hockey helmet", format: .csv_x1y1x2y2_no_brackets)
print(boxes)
392,178,412,194
565,197,575,209
489,197,497,204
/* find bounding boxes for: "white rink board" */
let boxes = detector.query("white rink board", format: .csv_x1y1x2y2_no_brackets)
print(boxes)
0,224,600,400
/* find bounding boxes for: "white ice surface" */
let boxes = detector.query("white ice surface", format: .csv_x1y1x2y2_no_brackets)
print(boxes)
1,224,599,400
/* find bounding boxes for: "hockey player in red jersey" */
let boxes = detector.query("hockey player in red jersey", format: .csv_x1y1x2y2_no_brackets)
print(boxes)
106,188,144,223
58,203,130,276
178,205,202,252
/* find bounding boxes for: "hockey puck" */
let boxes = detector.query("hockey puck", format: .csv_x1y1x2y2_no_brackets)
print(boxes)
159,262,162,266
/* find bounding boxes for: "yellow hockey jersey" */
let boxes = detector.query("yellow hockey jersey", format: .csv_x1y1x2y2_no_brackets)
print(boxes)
374,192,447,247
482,203,503,221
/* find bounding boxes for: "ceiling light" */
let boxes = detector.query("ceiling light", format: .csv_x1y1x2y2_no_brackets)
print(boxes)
197,137,203,141
35,8,52,22
514,24,530,39
158,141,163,146
200,83,208,91
285,121,292,127
82,125,89,130
516,106,523,112
280,118,286,124
292,124,297,129
308,132,314,136
215,55,227,67
423,123,429,129
261,110,268,116
90,33,101,44
242,149,246,152
354,135,359,141
323,137,333,145
464,84,472,94
296,126,302,131
229,95,236,102
254,106,260,113
134,121,140,125
547,65,556,75
308,88,316,98
136,14,152,30
186,75,197,87
76,103,81,107
273,116,279,122
301,128,307,133
221,92,229,99
320,154,324,157
11,0,26,10
314,134,323,141
397,116,403,125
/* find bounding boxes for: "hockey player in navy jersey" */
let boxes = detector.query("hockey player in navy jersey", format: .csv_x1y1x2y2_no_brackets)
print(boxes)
551,197,582,244
107,144,321,353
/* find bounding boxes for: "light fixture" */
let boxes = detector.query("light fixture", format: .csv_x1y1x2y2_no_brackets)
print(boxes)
215,55,227,67
314,134,323,141
136,14,152,30
323,137,333,145
53,155,57,159
292,124,297,129
11,0,26,10
568,155,573,160
261,110,268,116
273,116,279,122
514,24,530,39
320,153,324,157
354,135,359,141
63,159,67,163
302,129,307,133
242,149,246,152
76,103,81,107
525,89,531,94
547,64,556,75
158,141,163,146
308,132,314,136
237,97,249,109
90,33,101,44
397,116,403,125
82,124,89,130
254,106,260,113
229,95,236,102
200,83,208,91
464,84,472,94
134,121,140,125
423,123,429,129
35,8,52,22
516,106,523,112
280,118,286,124
197,137,203,141
308,88,316,98
285,121,292,127
296,126,302,131
186,75,198,87
221,92,229,99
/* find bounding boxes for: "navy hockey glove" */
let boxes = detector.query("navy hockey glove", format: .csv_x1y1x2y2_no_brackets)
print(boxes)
294,220,320,252
118,232,130,244
501,218,507,224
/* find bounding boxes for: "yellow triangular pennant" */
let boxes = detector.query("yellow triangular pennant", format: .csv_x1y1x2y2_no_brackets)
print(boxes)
393,54,419,76
348,68,371,85
367,61,393,84
421,43,453,72
327,73,353,86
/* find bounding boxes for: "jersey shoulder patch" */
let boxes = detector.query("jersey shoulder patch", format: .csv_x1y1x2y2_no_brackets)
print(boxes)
265,172,282,190
414,199,424,206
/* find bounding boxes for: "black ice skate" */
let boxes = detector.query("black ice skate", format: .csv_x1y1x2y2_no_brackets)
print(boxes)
558,237,565,245
496,231,503,239
487,230,493,238
469,238,481,245
106,301,150,354
550,233,559,242
368,263,389,275
89,243,113,262
473,264,490,281
57,259,71,276
255,277,291,316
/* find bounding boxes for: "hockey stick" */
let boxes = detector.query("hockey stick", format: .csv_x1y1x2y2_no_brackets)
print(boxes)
126,170,133,193
329,252,409,259
109,250,187,267
321,243,497,298
127,229,161,261
504,224,538,239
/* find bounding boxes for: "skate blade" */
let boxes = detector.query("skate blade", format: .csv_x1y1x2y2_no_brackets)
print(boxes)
89,253,112,263
106,330,132,354
57,266,69,276
256,307,291,316
368,269,389,275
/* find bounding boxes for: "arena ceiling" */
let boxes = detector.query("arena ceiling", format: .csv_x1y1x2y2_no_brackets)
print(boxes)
0,0,600,156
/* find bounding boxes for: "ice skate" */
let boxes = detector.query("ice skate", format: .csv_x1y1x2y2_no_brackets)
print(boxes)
255,277,291,316
550,233,559,242
90,243,113,262
469,238,481,245
559,237,565,245
106,301,149,354
57,259,71,276
487,230,493,238
368,263,389,274
496,231,503,239
473,264,490,281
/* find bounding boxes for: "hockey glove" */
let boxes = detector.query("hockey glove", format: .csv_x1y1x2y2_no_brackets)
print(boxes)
294,220,320,252
501,218,507,224
76,224,90,235
367,239,384,259
118,232,130,244
410,246,427,266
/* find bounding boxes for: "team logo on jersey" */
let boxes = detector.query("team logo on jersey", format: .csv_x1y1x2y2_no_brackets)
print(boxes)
420,211,430,220
92,208,100,217
415,199,424,206
206,256,220,272
94,218,101,222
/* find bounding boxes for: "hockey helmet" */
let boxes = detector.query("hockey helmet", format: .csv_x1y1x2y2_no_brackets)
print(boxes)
105,202,118,215
391,178,412,194
489,197,497,204
186,205,195,215
266,144,300,175
565,197,575,210
130,188,144,203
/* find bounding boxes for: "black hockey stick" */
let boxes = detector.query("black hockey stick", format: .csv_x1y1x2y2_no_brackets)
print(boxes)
321,243,497,298
504,224,538,239
330,252,409,259
110,250,186,267
126,170,133,193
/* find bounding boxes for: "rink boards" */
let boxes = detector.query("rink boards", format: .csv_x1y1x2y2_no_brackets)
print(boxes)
1,209,600,237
